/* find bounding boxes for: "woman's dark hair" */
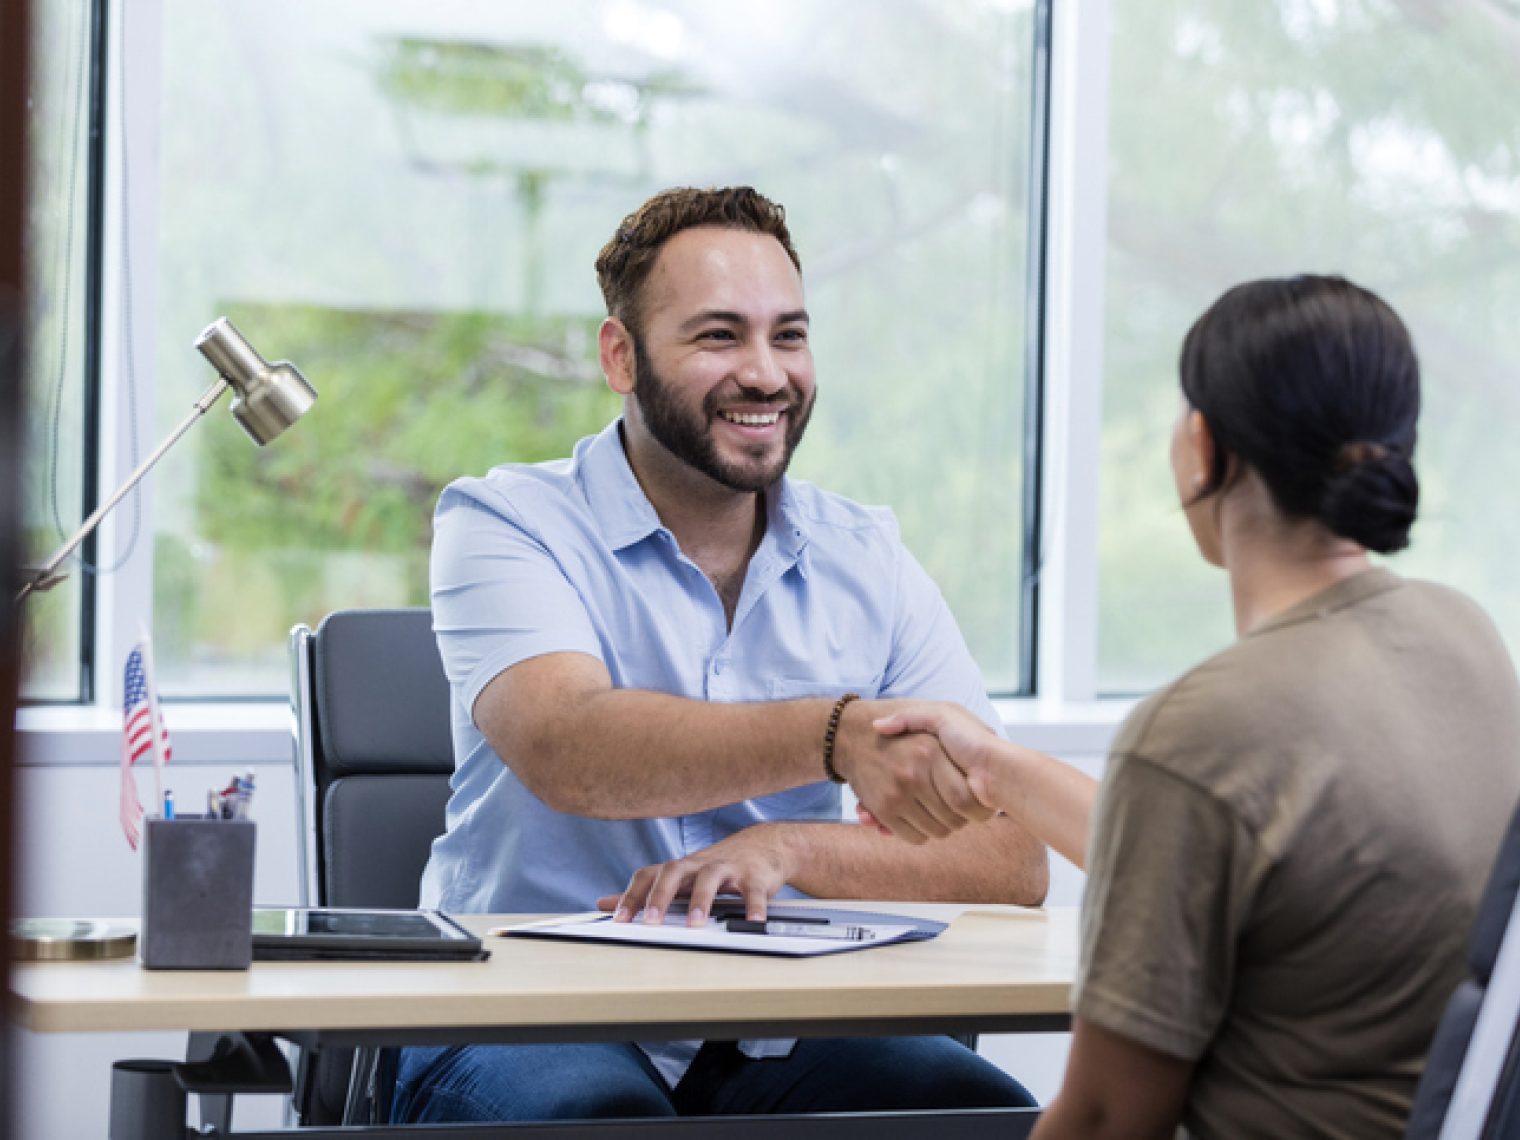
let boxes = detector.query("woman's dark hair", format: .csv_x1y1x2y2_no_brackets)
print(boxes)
1179,274,1421,554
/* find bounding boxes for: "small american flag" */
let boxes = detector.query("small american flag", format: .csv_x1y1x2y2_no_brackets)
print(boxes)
123,646,171,766
120,640,170,849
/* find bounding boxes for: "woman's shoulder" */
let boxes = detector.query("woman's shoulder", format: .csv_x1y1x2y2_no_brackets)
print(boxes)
1109,648,1254,772
1398,575,1508,635
1110,572,1518,803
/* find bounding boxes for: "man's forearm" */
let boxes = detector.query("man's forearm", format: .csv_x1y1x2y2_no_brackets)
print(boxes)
481,656,997,834
496,679,837,818
769,816,1049,906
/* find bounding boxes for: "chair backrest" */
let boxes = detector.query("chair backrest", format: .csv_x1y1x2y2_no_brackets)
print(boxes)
291,608,455,909
288,608,455,1125
1405,797,1520,1139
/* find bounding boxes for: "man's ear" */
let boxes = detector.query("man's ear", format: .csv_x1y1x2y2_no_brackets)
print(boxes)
600,317,636,397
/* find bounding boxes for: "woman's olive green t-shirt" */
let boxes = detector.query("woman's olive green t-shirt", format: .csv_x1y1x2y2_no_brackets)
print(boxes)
1077,569,1520,1139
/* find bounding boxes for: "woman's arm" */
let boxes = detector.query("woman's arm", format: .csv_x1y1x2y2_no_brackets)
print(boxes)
871,703,1098,869
1032,1017,1193,1140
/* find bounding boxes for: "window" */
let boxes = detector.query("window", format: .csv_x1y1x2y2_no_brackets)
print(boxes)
20,0,98,701
138,0,1044,697
1098,0,1520,693
32,1,1512,713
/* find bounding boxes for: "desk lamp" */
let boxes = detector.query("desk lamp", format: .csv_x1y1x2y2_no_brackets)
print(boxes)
16,317,317,604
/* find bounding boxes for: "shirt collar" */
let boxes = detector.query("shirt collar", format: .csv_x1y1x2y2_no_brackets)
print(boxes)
577,417,811,569
577,419,664,550
1247,566,1403,639
765,473,811,574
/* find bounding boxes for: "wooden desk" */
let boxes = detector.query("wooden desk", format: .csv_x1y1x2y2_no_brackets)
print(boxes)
12,903,1077,1137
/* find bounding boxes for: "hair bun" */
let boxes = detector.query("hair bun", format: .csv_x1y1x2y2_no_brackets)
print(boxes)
1320,450,1418,554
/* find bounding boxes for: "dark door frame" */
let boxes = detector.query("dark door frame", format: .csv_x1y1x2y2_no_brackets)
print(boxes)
1,1,34,1137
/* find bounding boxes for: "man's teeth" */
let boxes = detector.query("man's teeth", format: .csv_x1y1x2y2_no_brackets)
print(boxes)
720,410,781,426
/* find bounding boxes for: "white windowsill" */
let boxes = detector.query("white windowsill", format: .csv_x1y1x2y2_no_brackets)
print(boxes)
992,696,1133,756
15,701,295,767
15,696,1130,767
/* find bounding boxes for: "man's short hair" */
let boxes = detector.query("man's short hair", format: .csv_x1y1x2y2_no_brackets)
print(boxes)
595,187,802,337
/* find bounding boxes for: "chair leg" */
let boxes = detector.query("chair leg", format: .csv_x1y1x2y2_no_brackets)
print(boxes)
342,1045,399,1124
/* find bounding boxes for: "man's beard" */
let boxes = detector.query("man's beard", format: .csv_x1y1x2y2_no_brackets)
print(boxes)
631,336,812,493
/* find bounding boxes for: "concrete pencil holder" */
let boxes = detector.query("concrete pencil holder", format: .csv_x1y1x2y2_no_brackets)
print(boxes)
140,817,255,970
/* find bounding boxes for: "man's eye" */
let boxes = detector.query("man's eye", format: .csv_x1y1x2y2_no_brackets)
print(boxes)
698,329,737,342
777,328,808,344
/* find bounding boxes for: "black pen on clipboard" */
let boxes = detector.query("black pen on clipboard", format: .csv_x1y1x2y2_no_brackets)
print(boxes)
725,918,875,942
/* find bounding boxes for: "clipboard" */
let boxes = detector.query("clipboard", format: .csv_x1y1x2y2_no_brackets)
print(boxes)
494,903,945,958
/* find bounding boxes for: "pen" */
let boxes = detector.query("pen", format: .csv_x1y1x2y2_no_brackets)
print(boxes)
227,772,255,819
207,772,256,819
725,918,874,941
709,905,829,925
163,790,175,820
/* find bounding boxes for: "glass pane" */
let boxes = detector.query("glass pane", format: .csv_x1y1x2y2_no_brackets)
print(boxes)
20,0,93,701
1099,0,1520,693
153,0,1038,696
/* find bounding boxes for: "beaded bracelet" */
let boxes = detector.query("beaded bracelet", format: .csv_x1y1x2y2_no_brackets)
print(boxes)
822,692,860,785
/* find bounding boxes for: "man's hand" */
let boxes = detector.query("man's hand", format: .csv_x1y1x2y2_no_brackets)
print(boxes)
869,700,1095,872
872,700,1006,802
851,700,1004,837
830,699,997,845
596,824,800,926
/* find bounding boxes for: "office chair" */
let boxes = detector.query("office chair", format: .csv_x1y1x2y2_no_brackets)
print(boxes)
289,608,455,1125
1405,795,1520,1139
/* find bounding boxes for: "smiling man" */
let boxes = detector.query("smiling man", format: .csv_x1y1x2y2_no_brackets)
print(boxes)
393,187,1047,1125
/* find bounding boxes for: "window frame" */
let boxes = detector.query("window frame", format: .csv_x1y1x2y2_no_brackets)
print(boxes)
19,0,112,706
92,0,163,717
1030,0,1111,707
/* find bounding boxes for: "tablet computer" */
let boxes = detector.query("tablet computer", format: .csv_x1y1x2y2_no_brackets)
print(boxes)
252,907,487,961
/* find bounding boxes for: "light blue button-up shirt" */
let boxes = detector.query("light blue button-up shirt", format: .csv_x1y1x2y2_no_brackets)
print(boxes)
421,418,1000,1084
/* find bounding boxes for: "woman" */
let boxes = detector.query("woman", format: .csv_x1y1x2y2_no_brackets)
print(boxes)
866,275,1520,1138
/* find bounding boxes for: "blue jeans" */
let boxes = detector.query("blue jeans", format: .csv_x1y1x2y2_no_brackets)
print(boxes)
391,1037,1036,1122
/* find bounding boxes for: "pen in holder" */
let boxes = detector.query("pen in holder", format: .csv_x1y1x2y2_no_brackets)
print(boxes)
140,816,256,970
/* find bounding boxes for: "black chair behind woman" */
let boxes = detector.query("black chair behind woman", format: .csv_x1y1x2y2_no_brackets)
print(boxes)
1406,794,1520,1139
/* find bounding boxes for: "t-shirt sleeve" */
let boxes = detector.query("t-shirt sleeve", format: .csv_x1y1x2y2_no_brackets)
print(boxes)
1074,748,1262,1061
430,484,604,717
878,538,1004,736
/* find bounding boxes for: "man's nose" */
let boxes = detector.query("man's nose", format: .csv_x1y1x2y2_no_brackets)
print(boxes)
736,345,787,395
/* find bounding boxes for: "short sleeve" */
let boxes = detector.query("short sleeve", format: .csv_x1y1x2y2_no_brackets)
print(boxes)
430,484,605,716
879,539,1003,735
1074,750,1263,1060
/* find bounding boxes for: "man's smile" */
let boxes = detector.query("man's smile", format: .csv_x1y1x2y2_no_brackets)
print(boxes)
717,408,785,428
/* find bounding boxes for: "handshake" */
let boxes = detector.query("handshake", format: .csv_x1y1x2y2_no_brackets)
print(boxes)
833,699,1015,846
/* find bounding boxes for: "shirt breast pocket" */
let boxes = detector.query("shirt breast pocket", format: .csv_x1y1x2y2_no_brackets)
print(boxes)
765,676,882,702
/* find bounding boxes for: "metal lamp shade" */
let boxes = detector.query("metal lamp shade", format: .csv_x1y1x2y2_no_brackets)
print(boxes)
195,317,317,444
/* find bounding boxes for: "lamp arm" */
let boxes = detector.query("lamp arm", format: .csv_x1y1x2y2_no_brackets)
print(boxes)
17,376,231,603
